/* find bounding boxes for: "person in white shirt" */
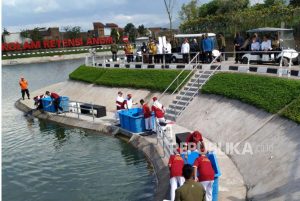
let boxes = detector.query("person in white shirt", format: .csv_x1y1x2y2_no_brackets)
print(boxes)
251,36,260,52
181,38,190,63
115,91,125,121
261,35,272,51
165,40,172,63
156,42,163,64
124,94,137,109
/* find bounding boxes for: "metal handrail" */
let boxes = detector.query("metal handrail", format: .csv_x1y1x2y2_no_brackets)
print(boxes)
172,55,221,120
68,100,97,122
155,120,173,158
159,52,200,99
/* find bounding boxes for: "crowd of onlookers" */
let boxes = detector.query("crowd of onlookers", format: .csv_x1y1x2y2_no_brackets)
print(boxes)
109,31,283,65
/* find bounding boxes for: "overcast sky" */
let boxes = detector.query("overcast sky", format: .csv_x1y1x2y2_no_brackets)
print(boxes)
2,0,263,32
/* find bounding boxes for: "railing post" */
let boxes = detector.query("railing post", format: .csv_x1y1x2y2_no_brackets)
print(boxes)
279,51,283,77
91,103,94,122
288,52,292,78
77,102,80,119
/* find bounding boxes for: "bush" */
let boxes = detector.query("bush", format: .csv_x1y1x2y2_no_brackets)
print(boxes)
202,73,300,114
69,65,192,92
281,96,300,124
69,65,107,83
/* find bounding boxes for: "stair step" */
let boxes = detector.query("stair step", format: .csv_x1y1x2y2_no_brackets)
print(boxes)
169,104,185,110
183,86,199,92
165,113,176,121
190,78,206,83
166,108,181,115
175,95,190,101
180,91,196,96
172,99,189,105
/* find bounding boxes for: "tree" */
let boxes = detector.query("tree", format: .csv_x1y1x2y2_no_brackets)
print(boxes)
264,0,286,6
30,28,43,41
179,0,198,21
63,26,81,39
163,0,177,30
20,29,30,38
137,25,147,36
110,28,119,43
124,23,137,42
290,0,300,6
2,28,9,43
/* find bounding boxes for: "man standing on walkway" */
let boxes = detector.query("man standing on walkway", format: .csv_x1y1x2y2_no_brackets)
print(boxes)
234,32,244,63
19,77,30,100
181,38,190,64
175,164,206,201
110,41,118,62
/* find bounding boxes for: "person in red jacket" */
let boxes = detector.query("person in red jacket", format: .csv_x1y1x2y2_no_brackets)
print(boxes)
140,99,152,131
168,148,185,201
186,131,206,152
151,97,166,123
45,91,63,113
193,153,215,201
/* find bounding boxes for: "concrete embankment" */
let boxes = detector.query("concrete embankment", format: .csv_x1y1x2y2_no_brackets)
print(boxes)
2,50,124,66
178,94,300,201
15,80,246,201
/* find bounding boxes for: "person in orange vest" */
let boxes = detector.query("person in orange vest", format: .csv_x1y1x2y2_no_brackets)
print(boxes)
19,77,30,100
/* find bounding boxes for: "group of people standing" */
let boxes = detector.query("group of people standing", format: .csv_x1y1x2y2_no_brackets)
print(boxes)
140,39,172,64
115,91,166,131
168,131,215,201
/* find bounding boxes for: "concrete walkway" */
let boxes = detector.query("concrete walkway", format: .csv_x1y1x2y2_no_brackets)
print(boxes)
16,81,246,201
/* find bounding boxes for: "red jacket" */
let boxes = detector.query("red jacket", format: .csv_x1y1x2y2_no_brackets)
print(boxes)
193,155,215,182
168,154,184,178
151,105,164,118
50,92,60,99
142,103,152,118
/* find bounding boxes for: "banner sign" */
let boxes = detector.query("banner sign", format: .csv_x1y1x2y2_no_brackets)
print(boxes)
2,36,113,52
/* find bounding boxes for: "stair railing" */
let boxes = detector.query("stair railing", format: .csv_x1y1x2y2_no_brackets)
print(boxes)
159,52,200,100
173,55,221,120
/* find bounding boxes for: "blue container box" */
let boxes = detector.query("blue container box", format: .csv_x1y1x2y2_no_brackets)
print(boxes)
206,151,221,201
41,96,69,113
118,108,154,133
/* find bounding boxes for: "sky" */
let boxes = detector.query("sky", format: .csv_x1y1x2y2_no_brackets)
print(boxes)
2,0,264,32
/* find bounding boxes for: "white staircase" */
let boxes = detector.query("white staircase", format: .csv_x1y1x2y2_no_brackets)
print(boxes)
160,53,221,121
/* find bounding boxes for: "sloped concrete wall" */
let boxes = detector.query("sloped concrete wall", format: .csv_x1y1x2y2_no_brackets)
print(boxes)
177,94,300,201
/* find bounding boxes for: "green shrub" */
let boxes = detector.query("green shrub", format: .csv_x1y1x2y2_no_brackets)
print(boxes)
69,65,192,92
281,96,300,124
202,73,300,114
69,65,107,83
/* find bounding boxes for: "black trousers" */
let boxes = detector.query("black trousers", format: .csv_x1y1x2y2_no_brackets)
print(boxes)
54,98,63,112
112,52,117,61
204,51,212,63
21,89,30,99
183,53,189,63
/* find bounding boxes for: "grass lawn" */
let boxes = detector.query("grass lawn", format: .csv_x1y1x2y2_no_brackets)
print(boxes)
202,72,300,123
69,65,192,92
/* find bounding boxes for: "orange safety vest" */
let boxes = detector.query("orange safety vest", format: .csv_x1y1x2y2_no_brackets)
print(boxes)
19,79,28,90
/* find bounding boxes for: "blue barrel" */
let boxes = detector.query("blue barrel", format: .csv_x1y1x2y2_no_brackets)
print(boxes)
59,96,69,112
206,151,221,201
118,108,154,133
41,96,69,113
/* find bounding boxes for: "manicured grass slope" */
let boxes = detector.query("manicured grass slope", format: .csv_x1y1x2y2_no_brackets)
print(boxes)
69,65,191,92
202,73,300,123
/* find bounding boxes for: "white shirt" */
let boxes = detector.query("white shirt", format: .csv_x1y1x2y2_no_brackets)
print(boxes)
166,43,172,54
125,98,133,109
251,42,260,51
181,42,190,54
261,40,272,51
157,44,163,54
